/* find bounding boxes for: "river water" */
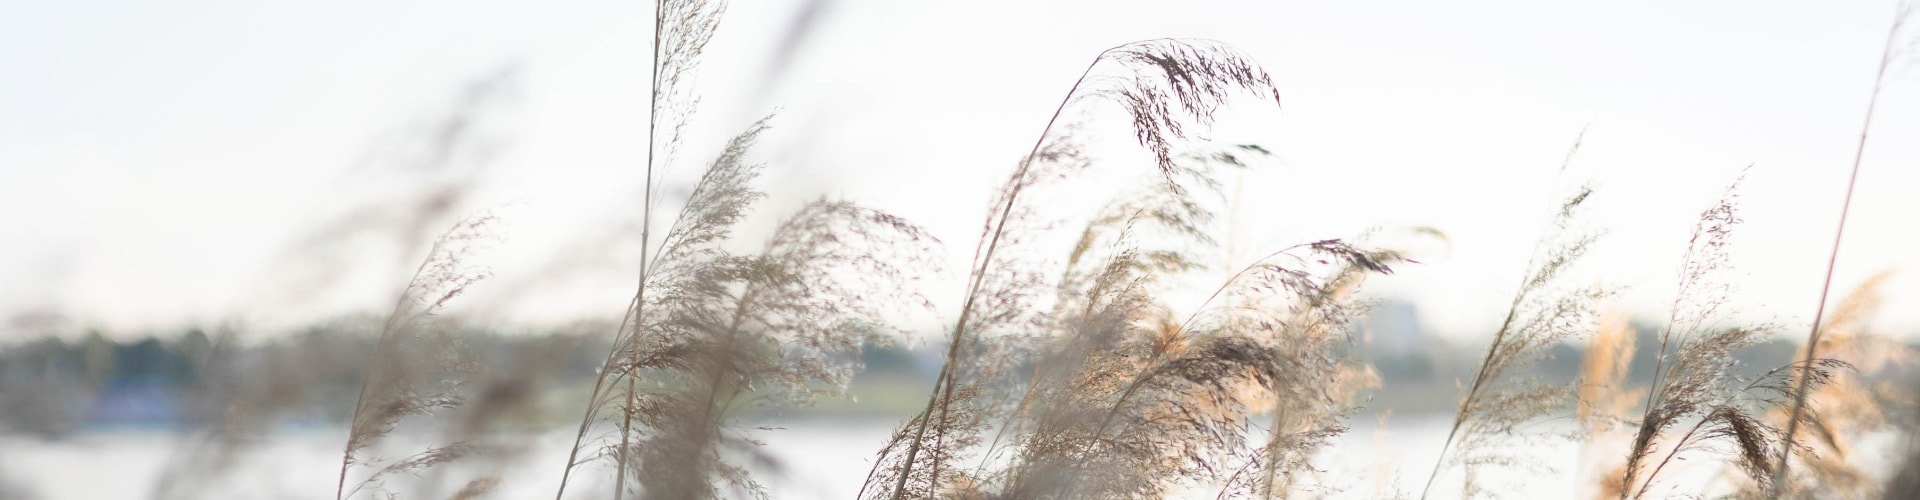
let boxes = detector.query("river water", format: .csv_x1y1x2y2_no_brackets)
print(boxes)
0,415,1900,499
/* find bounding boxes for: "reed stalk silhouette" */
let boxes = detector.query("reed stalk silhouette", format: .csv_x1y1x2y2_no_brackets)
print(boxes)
548,4,942,498
1773,1,1914,492
1419,155,1607,497
1883,371,1920,497
1615,172,1850,498
1575,309,1641,497
551,0,722,497
857,37,1288,500
1217,240,1397,499
939,143,1402,498
1578,310,1638,436
208,4,1920,498
335,212,505,500
1747,271,1906,497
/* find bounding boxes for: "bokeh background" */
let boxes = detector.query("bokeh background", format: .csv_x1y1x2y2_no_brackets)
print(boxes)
3,1,1918,498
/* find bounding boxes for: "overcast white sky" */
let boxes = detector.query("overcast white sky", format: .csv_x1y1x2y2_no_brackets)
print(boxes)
2,1,1917,341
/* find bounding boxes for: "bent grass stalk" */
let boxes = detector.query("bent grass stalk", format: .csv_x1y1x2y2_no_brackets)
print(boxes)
880,49,1102,500
335,212,503,500
875,38,1283,500
1773,1,1910,492
1420,135,1601,499
554,0,724,498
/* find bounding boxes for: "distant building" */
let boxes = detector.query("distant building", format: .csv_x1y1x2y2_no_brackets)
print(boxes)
1362,300,1425,357
1359,300,1434,381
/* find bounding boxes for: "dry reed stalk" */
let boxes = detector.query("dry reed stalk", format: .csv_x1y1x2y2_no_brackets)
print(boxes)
1578,309,1637,435
556,114,939,499
335,212,505,500
1616,172,1851,498
1773,1,1914,492
950,143,1401,498
1420,179,1607,499
1755,271,1907,497
552,0,725,497
863,38,1285,500
1884,375,1920,497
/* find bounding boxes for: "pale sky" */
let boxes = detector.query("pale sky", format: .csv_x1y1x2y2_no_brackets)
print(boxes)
2,1,1917,341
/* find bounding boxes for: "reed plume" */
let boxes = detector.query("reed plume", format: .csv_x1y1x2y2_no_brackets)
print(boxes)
1616,172,1849,498
1757,271,1908,497
861,38,1285,500
151,326,315,500
1004,149,1240,495
1574,309,1639,497
1774,1,1914,492
335,212,506,500
622,195,939,500
557,112,939,499
1883,373,1920,498
1578,310,1638,435
1421,181,1607,499
550,0,725,496
956,146,1399,499
858,126,1093,500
